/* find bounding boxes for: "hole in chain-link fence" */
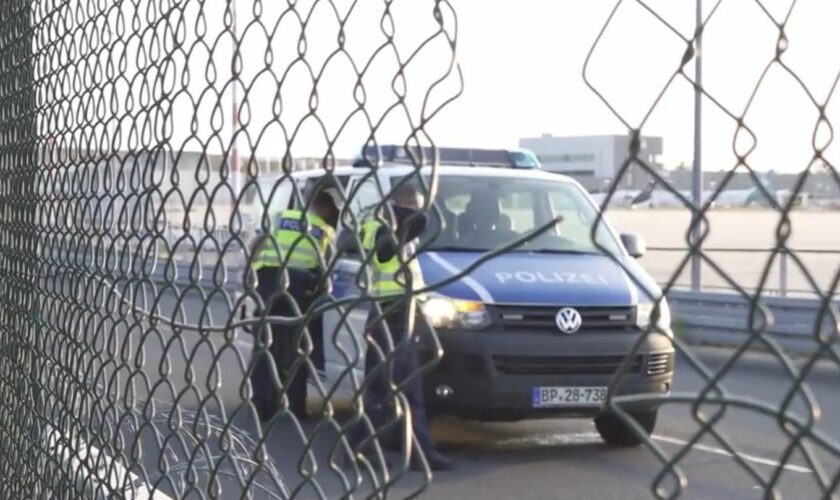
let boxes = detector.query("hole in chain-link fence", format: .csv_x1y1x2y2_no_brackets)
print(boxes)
585,1,840,499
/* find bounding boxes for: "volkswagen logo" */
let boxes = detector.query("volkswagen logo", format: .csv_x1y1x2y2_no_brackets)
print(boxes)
555,307,582,334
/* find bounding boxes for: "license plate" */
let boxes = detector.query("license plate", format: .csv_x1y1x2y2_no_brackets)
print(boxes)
532,386,608,407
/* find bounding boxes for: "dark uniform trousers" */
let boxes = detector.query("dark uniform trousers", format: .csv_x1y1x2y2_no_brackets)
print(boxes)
352,301,435,456
250,266,325,420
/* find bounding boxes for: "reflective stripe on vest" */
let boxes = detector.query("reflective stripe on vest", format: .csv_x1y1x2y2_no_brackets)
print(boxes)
361,220,425,297
253,209,334,270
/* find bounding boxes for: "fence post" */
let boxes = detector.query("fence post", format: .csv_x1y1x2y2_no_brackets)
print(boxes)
779,250,788,297
691,0,704,292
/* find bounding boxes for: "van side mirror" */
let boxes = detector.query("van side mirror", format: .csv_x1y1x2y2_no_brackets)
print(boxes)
620,233,646,258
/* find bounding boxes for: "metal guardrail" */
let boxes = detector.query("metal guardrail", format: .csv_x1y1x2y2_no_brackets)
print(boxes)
668,290,839,354
143,259,837,355
145,247,838,302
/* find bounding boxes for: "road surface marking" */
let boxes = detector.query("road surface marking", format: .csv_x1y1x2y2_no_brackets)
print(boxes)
653,434,812,474
451,429,811,475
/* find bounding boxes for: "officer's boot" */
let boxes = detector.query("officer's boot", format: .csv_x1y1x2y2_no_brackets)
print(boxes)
407,416,456,471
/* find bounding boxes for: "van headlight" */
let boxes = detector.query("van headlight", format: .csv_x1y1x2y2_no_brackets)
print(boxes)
420,293,492,330
636,299,672,333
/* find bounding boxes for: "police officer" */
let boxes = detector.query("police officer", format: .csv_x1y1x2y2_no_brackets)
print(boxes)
250,190,338,421
353,182,456,471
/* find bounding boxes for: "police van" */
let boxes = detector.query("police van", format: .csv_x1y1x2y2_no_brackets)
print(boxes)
253,146,675,447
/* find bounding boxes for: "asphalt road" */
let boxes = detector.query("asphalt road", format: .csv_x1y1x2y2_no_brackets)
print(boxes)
62,287,840,499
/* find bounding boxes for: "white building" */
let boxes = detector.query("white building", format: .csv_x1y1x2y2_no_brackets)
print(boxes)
519,134,663,191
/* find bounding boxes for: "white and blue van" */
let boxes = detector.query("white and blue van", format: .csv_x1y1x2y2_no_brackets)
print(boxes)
252,146,674,446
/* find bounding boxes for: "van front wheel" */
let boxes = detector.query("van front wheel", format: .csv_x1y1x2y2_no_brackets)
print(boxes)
595,410,657,447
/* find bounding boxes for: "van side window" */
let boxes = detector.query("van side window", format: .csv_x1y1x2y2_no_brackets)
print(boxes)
337,176,383,256
251,177,294,235
267,179,294,214
295,175,351,209
347,176,382,221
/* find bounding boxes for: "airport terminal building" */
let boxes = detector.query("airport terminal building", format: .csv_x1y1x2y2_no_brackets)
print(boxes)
519,134,664,192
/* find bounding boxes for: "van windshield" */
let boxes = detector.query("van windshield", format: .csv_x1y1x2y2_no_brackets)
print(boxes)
408,175,622,255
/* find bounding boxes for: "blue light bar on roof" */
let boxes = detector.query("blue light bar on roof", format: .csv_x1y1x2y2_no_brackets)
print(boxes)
355,145,541,169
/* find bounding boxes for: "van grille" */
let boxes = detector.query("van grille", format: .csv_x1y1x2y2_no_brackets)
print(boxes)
493,354,643,376
492,305,636,332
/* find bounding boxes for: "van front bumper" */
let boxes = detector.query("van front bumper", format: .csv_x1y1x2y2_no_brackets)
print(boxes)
420,328,675,421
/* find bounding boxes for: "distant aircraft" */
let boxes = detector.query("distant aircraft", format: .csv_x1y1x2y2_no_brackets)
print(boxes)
711,171,779,208
590,180,658,208
626,171,793,209
588,171,802,209
631,187,711,209
630,180,657,205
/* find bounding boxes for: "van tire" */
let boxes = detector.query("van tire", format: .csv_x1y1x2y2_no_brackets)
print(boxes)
595,410,657,447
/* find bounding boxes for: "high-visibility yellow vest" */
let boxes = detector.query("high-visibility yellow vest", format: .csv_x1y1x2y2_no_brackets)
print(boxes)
253,209,335,271
361,220,425,297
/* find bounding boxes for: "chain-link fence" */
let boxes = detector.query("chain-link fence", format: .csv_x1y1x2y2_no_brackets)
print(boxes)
0,0,838,498
1,0,463,498
585,1,840,498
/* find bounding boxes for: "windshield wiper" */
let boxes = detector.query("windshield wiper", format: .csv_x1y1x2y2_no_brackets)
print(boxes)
426,245,489,253
513,248,601,255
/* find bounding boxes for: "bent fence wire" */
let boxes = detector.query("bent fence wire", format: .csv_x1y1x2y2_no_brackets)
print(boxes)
586,1,840,498
0,0,836,499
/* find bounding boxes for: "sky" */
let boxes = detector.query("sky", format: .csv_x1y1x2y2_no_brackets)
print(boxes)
447,0,840,174
44,0,840,175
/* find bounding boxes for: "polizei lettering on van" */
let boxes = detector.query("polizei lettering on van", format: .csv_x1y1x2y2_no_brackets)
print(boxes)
495,271,609,285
